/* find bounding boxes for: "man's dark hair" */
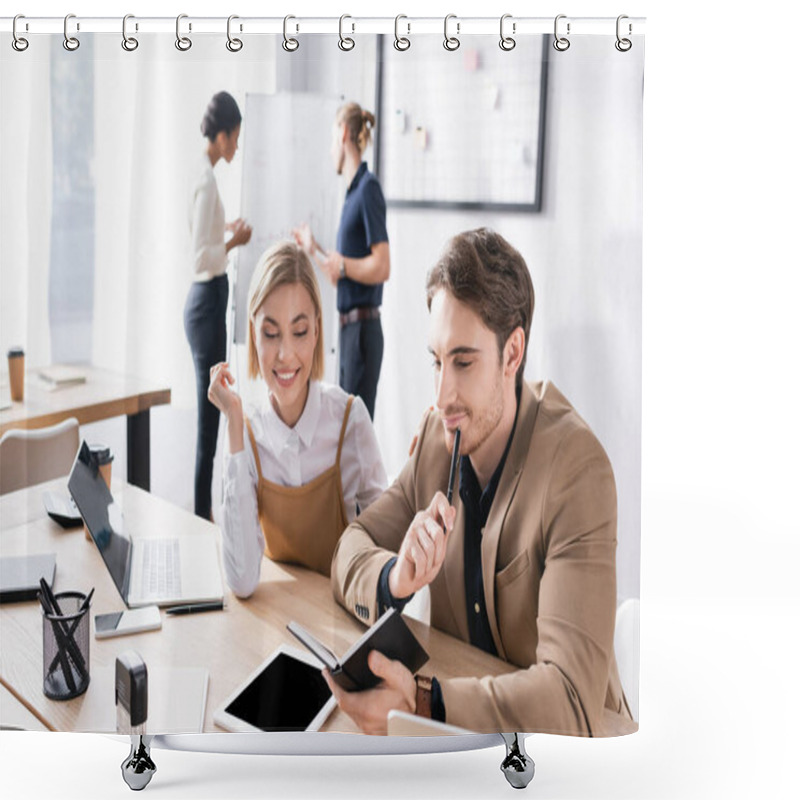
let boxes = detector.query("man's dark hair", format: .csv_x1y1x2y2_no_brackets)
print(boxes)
426,228,534,390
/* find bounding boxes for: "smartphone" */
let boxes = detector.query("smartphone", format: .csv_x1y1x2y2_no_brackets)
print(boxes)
94,606,161,639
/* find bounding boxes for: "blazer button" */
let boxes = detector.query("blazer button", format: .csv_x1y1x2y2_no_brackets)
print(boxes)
474,602,481,614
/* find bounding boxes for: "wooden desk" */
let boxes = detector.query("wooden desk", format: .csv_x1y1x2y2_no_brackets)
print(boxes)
0,478,514,735
0,366,170,491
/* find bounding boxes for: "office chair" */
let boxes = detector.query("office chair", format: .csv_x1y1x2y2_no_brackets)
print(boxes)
0,417,80,495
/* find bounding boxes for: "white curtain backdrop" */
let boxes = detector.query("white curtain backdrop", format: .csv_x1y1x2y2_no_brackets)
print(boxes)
88,34,277,510
0,45,53,376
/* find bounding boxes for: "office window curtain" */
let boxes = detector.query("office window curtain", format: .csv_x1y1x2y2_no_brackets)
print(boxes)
0,48,52,369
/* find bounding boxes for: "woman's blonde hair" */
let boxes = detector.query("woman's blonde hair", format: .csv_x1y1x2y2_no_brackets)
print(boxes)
336,102,376,154
246,241,325,381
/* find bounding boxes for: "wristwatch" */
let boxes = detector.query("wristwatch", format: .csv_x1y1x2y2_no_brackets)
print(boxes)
339,259,346,279
415,674,433,719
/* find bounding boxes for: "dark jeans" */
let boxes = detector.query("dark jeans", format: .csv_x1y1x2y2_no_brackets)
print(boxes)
184,275,228,520
339,317,383,420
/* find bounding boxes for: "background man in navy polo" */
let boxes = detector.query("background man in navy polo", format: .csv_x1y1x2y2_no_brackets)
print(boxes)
294,102,390,419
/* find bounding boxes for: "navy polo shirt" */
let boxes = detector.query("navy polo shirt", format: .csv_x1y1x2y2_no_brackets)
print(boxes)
335,161,388,313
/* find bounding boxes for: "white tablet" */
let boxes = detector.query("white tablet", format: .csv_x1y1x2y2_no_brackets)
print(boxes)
213,644,336,733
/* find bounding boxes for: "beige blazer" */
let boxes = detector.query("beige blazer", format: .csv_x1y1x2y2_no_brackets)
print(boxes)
331,380,636,736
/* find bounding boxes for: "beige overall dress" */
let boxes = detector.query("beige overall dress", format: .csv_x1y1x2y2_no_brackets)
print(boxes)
243,396,354,577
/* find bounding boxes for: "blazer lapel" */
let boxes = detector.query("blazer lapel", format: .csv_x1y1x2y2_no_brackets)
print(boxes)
481,382,542,660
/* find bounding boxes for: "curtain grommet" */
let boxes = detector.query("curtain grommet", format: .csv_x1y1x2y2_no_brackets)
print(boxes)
283,15,299,52
553,14,570,52
443,14,460,52
176,14,192,51
63,13,80,51
12,14,29,52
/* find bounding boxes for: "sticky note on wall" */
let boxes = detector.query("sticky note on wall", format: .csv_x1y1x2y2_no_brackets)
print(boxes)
414,127,428,150
464,49,480,71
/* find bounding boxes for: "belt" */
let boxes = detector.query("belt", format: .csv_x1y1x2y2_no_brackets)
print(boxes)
340,306,380,327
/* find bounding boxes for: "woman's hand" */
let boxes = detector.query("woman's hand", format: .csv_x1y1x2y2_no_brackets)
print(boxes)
292,223,318,256
208,362,242,419
209,363,245,454
227,218,252,250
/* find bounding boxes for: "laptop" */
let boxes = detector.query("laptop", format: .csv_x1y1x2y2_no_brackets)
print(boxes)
68,441,224,608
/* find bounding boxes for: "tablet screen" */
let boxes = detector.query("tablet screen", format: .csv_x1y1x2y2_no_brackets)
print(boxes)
224,651,332,731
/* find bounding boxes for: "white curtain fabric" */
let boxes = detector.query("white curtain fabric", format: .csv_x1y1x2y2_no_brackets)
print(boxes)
87,35,277,509
91,34,277,401
0,45,53,373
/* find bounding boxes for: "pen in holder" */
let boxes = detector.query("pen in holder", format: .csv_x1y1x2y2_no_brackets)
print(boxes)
40,590,91,700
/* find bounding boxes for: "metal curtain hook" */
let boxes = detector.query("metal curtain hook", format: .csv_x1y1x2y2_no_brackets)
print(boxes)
339,14,355,51
283,15,299,52
443,14,460,51
500,14,516,51
394,14,410,51
176,14,192,51
122,14,139,52
615,14,632,52
227,15,243,52
63,13,79,51
12,14,29,52
553,14,570,51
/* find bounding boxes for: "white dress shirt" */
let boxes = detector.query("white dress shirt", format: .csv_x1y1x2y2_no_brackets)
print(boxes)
188,151,227,281
220,381,388,598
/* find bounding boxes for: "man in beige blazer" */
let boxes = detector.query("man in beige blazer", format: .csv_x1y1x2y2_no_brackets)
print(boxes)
324,228,635,737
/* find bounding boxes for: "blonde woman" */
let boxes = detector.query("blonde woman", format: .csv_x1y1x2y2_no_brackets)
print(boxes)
208,241,387,597
294,102,390,420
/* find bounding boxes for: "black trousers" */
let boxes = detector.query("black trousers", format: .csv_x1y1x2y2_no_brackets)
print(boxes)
339,317,383,420
183,274,228,520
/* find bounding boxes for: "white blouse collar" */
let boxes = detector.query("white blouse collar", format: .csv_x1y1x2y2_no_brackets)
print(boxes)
265,380,322,451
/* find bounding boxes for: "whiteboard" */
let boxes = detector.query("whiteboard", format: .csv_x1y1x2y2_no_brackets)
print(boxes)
234,92,342,385
378,35,546,209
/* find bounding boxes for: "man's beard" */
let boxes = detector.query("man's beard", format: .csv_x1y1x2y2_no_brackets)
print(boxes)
442,370,504,458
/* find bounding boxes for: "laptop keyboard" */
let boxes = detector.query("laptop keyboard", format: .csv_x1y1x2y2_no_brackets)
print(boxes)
138,538,181,600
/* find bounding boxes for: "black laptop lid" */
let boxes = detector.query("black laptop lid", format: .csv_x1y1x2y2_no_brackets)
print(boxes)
67,441,132,603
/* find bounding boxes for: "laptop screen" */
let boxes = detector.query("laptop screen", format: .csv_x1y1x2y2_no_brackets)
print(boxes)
67,441,132,603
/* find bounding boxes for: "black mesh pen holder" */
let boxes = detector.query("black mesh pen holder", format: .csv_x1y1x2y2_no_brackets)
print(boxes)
42,591,91,700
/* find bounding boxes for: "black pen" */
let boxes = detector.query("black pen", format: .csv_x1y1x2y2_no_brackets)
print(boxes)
79,587,95,614
446,427,461,505
166,601,224,616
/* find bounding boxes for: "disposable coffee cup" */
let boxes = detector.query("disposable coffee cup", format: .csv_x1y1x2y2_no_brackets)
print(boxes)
90,444,114,488
7,347,24,402
84,445,114,540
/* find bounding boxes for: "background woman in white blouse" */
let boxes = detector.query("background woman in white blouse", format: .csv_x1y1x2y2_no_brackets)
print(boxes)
185,91,252,521
208,240,387,597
